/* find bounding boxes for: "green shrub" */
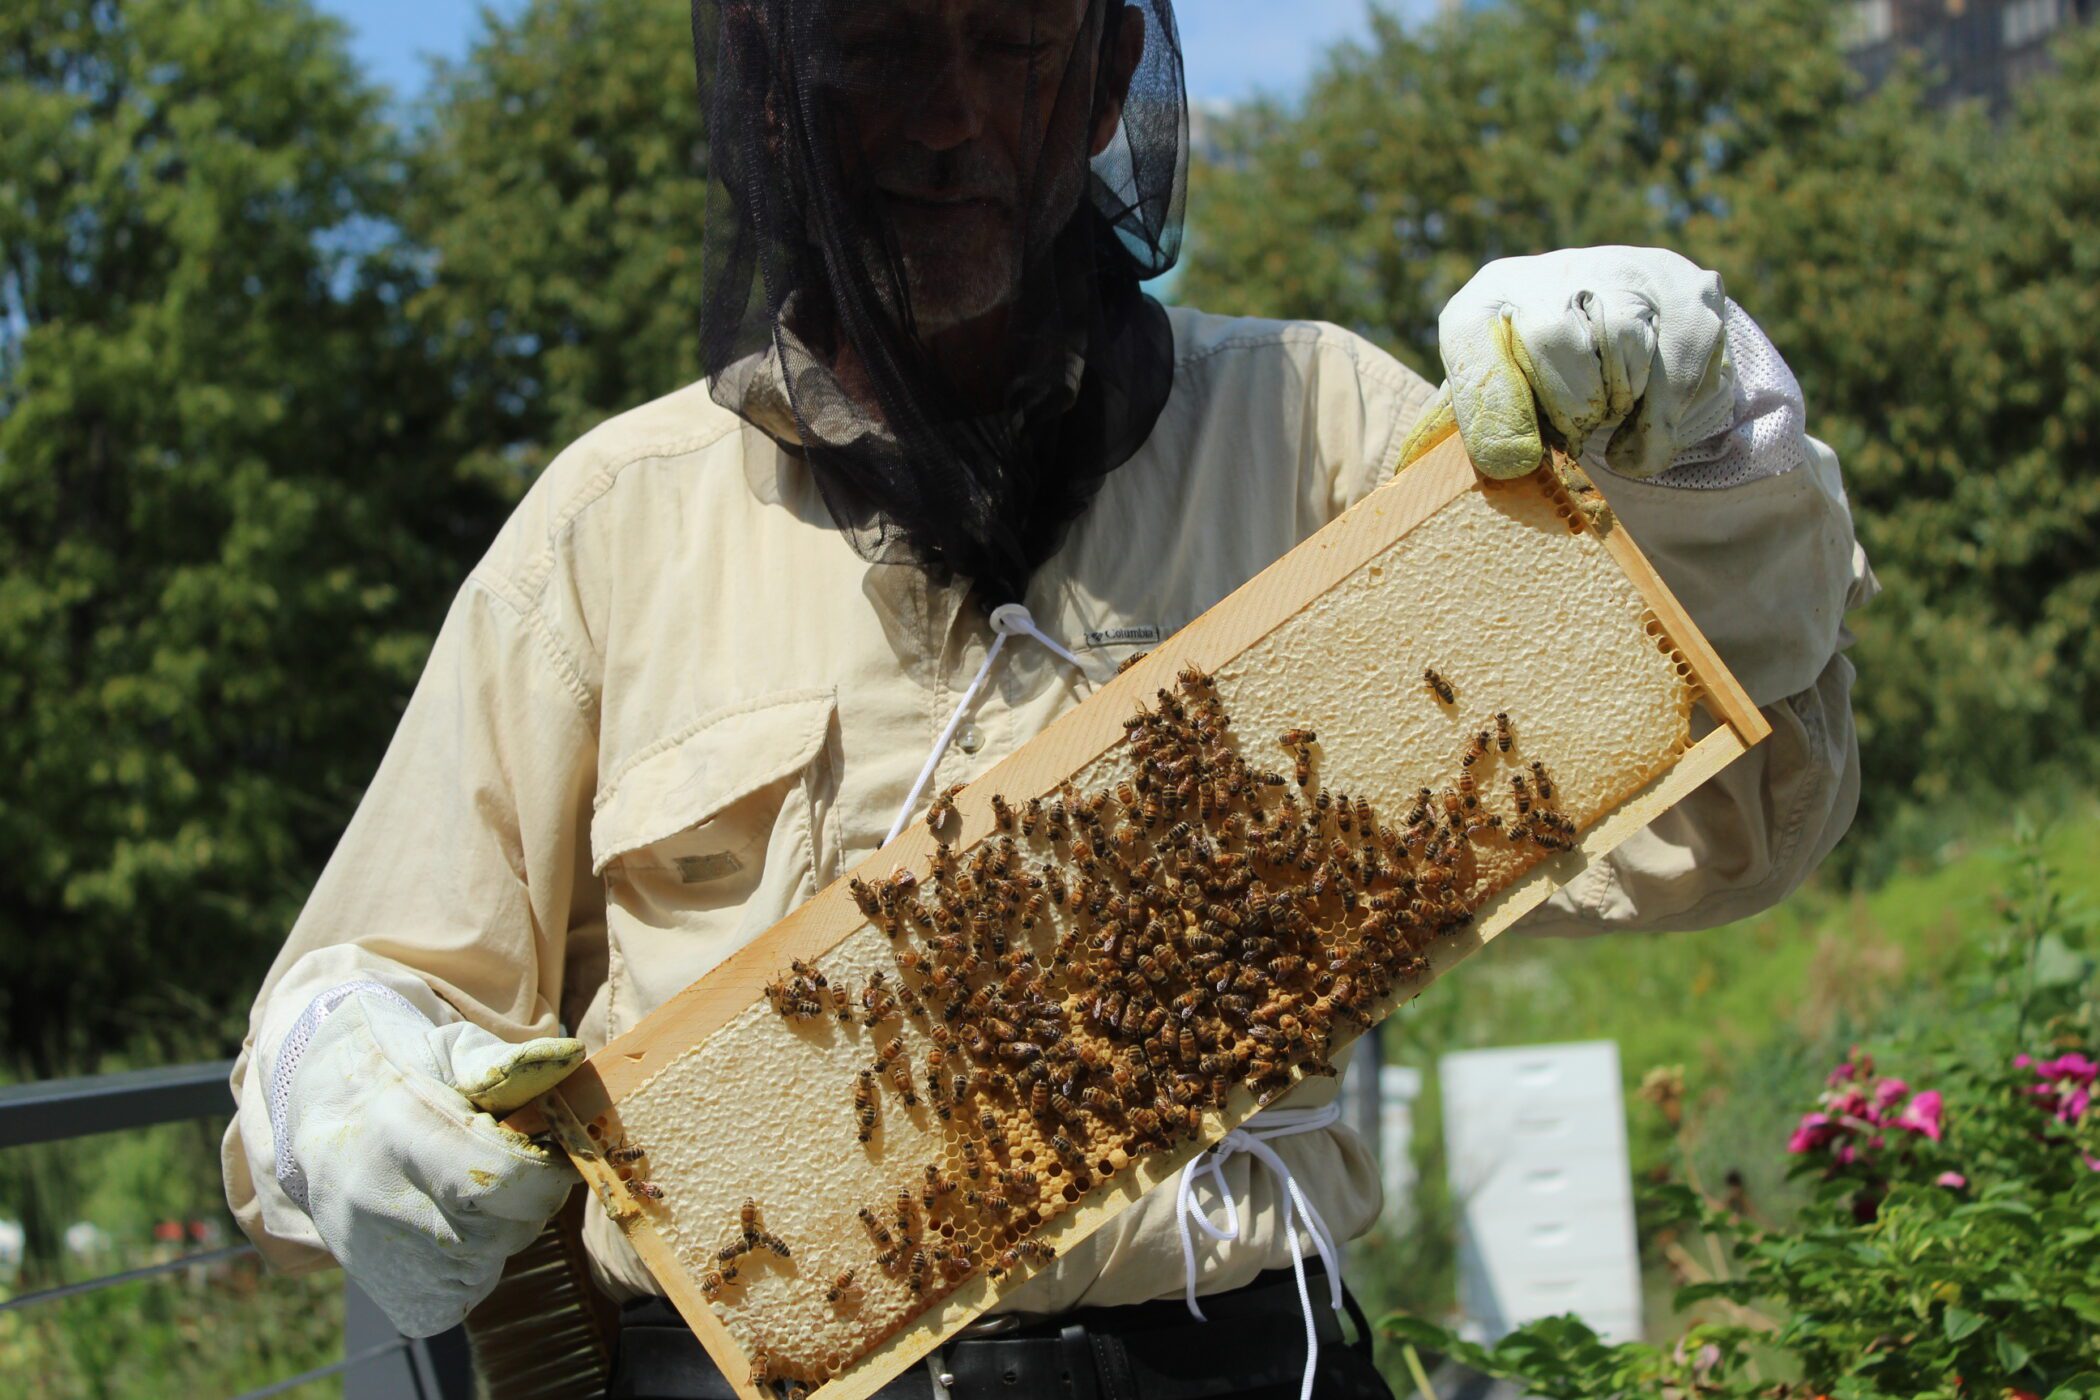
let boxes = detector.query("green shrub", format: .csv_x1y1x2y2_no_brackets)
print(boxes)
1381,836,2100,1399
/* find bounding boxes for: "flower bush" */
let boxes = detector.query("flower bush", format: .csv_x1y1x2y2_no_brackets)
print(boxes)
1384,839,2100,1399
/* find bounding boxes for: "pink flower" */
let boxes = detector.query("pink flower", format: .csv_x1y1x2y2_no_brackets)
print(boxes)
2083,1152,2100,1173
2014,1053,2034,1069
1835,1143,1858,1165
2041,1053,2097,1082
1895,1090,1944,1142
1935,1171,1968,1189
1873,1078,1910,1108
1787,1112,1838,1154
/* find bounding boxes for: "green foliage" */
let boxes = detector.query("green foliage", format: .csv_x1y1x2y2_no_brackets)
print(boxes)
402,0,712,495
1182,0,1854,376
1381,837,2100,1399
0,0,510,1073
1182,4,2100,841
1,1116,341,1398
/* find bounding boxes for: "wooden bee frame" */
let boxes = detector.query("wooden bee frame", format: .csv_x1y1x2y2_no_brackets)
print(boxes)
511,440,1770,1400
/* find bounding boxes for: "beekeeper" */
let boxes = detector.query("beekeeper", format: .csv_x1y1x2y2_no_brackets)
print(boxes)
223,0,1871,1396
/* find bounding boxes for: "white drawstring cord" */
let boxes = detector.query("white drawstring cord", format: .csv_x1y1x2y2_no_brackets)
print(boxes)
884,603,1091,847
1175,1101,1346,1400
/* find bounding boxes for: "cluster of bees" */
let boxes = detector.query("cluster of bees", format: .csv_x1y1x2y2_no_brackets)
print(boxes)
699,1198,792,1301
712,660,1577,1393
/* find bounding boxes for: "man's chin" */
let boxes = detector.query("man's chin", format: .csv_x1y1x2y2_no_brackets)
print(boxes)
896,246,1015,335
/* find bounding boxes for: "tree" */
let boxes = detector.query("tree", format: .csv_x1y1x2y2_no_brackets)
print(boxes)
0,0,502,1073
1180,2,2100,842
1691,27,2100,829
403,0,713,497
1181,0,1854,379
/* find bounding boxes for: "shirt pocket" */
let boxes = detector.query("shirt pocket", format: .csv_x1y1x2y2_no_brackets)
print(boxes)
590,688,838,1026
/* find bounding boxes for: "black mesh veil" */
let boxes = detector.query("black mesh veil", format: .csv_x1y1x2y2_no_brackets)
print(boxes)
692,0,1187,607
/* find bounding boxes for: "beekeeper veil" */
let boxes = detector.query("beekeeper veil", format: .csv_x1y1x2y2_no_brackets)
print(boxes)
693,0,1187,607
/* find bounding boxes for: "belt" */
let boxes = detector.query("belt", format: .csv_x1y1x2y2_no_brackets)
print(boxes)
608,1263,1389,1400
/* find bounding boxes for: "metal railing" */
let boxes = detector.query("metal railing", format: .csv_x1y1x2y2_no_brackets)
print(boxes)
0,1061,473,1399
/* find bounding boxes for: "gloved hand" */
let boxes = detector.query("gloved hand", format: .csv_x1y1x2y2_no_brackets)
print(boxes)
1399,246,1737,479
273,985,584,1337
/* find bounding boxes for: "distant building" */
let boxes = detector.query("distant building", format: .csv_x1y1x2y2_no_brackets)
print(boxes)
1841,0,2095,107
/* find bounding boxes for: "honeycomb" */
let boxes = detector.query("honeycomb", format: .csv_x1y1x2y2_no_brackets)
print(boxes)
562,465,1705,1397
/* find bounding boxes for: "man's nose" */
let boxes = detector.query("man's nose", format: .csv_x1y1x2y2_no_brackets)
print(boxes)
902,46,987,152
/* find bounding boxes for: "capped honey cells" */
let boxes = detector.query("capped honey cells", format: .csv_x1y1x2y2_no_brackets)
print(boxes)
598,660,1595,1395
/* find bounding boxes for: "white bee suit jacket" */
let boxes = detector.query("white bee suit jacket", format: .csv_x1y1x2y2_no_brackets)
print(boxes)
224,304,1872,1313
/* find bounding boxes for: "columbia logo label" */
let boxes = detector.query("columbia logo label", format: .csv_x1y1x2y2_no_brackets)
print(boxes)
1081,624,1164,649
675,851,745,885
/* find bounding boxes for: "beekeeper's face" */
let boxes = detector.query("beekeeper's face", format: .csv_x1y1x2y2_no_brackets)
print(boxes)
827,0,1140,331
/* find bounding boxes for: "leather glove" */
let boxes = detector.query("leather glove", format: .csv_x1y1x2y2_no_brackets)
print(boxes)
1399,245,1737,479
272,983,584,1336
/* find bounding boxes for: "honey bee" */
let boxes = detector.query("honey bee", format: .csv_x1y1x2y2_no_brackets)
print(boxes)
1277,728,1317,748
624,1179,664,1202
860,973,898,1026
1495,711,1514,752
715,1241,746,1263
850,876,880,918
978,1109,1008,1151
990,794,1015,831
907,1246,929,1294
754,1232,791,1258
858,1205,894,1248
875,1246,902,1273
1423,667,1456,704
826,1268,858,1303
1530,760,1555,801
854,1070,879,1142
927,782,966,837
1000,1167,1039,1195
1293,750,1312,788
603,1140,645,1166
701,1267,736,1299
1510,774,1532,815
746,1354,767,1389
1178,662,1213,690
1462,730,1489,766
886,1055,919,1106
829,983,855,1022
1081,1086,1119,1114
1022,796,1043,837
925,1163,955,1198
1018,1239,1057,1263
739,1198,760,1235
1457,770,1476,799
961,1137,984,1180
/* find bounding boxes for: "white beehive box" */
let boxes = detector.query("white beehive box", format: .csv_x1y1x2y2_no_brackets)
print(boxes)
1441,1040,1643,1343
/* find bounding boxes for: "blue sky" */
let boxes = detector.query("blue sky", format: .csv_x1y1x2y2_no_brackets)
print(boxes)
319,1,1426,107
